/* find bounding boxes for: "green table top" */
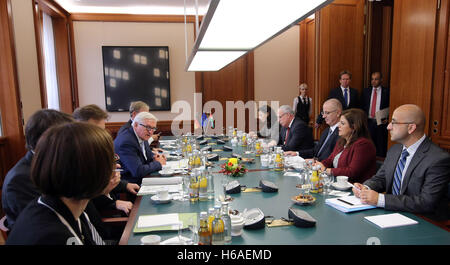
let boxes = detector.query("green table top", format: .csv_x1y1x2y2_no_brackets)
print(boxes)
121,138,450,245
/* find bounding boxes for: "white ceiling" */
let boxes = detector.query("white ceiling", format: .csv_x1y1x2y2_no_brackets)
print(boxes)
54,0,212,15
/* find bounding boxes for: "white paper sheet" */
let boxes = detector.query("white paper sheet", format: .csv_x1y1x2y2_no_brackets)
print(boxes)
141,176,182,186
137,213,180,229
364,213,418,228
137,184,182,196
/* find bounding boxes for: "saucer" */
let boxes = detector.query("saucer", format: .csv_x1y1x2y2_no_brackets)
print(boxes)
331,182,352,191
150,194,172,204
159,169,174,176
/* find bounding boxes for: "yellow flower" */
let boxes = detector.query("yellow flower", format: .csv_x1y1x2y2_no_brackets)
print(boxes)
228,158,238,165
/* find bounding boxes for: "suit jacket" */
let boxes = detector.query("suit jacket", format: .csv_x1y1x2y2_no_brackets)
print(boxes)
364,137,450,219
322,137,376,183
316,87,360,124
1,151,108,237
361,86,390,117
7,195,101,245
278,117,314,154
302,126,339,161
114,127,162,185
117,119,132,136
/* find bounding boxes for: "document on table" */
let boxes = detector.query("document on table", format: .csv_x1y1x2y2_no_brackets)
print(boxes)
364,213,418,228
165,159,189,170
137,213,180,229
325,195,376,213
137,176,183,196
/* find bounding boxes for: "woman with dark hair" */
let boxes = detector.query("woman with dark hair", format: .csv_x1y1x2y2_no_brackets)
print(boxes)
313,108,376,183
249,105,279,147
6,122,116,245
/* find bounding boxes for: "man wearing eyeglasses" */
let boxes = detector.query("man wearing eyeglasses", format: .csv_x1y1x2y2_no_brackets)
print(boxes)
114,111,167,185
277,105,314,155
353,104,450,220
285,99,342,161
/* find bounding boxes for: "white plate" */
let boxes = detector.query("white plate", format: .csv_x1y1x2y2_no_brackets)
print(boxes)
150,194,172,204
332,182,352,191
158,169,174,176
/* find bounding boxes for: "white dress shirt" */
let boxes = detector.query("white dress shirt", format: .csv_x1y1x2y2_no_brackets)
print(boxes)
369,86,382,119
340,86,350,107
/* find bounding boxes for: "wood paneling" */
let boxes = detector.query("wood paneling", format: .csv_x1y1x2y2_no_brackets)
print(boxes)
390,0,437,140
0,0,26,197
431,0,450,150
106,121,194,140
69,13,201,23
197,53,254,133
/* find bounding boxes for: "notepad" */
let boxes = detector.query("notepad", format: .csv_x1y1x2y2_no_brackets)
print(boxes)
364,213,418,228
137,213,180,229
325,195,376,213
137,177,183,196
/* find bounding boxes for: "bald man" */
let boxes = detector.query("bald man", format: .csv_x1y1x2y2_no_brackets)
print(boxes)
353,104,450,220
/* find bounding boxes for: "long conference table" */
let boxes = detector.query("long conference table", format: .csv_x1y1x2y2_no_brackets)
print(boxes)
119,137,450,245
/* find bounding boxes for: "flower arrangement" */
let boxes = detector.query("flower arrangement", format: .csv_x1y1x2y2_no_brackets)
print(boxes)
219,158,247,177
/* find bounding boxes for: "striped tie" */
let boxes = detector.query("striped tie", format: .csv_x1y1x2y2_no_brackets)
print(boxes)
392,149,409,195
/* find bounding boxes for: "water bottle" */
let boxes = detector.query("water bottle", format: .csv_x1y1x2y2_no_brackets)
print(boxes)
206,169,215,200
221,202,232,244
211,206,224,245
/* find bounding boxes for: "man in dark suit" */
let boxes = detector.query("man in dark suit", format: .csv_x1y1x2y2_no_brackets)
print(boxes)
315,70,360,127
285,98,342,161
361,72,390,157
277,105,314,156
114,111,166,185
354,104,450,220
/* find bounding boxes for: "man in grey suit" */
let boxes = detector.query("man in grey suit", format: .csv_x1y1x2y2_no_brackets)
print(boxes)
353,104,450,220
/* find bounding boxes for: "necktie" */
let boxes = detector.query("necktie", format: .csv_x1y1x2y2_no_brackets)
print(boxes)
370,88,377,118
344,88,349,108
284,127,290,145
142,142,147,161
317,128,333,157
392,149,410,195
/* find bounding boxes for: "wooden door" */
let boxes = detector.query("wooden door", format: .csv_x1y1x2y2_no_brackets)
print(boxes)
430,0,450,152
389,0,438,146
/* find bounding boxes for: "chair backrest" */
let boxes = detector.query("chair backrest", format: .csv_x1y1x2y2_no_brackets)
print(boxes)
0,216,9,241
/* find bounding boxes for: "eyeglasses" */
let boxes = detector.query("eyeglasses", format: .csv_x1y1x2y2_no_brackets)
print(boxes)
389,120,414,126
139,123,157,131
278,113,288,119
321,110,337,116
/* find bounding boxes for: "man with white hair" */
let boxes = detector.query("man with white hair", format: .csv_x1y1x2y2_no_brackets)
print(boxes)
277,105,314,155
114,111,166,185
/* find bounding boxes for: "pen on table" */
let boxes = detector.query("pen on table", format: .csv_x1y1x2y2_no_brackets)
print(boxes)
347,182,360,191
337,198,354,206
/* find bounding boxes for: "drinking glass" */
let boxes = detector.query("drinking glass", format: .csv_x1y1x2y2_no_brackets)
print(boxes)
180,175,190,201
321,172,333,195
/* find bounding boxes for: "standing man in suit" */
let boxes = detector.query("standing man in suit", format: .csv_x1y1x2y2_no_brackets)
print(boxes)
114,111,166,185
285,99,342,161
277,105,314,156
353,104,450,220
361,72,390,157
315,70,360,127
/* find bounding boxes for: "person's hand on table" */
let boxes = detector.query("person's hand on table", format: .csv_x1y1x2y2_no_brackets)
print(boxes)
115,200,133,215
284,151,298,156
155,153,167,165
359,189,379,206
352,183,366,198
126,183,140,195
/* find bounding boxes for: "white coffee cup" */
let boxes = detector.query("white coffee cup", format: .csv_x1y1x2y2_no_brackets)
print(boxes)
230,215,245,236
157,187,169,200
141,234,161,245
336,176,349,186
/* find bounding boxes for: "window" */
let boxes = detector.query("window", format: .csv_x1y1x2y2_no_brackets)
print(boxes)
41,12,60,110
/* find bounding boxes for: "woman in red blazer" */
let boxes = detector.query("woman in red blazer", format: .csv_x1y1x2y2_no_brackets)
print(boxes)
314,108,376,183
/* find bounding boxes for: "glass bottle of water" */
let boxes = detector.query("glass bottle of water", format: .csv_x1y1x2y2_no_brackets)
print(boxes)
206,168,215,200
221,202,232,244
211,206,224,245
